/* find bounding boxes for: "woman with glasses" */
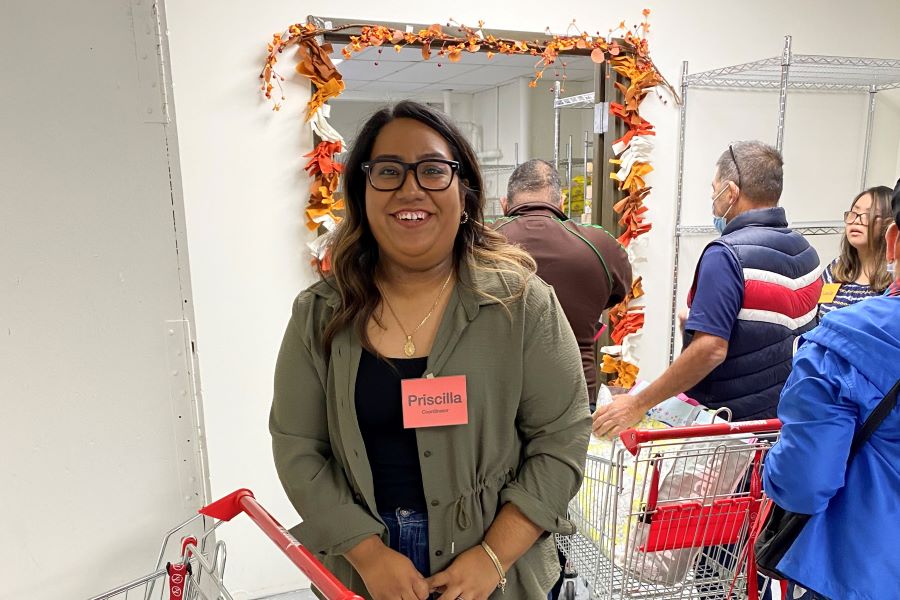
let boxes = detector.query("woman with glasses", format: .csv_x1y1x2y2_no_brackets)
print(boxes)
818,186,893,319
270,100,590,600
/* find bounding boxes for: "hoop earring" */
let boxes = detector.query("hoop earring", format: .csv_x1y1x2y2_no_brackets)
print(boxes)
460,211,469,225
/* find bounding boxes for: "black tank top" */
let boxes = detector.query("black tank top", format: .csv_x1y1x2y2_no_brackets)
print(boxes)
355,348,428,511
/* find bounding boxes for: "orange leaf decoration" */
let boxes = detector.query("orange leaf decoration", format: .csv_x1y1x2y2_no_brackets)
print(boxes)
611,312,644,345
303,141,344,177
631,276,645,300
601,355,639,389
295,40,342,87
306,78,345,121
259,14,666,320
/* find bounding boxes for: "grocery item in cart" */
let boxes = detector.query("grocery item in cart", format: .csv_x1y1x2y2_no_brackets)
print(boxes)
577,387,751,585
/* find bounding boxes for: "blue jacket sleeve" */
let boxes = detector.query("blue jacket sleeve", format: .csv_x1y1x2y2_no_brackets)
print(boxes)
762,342,858,514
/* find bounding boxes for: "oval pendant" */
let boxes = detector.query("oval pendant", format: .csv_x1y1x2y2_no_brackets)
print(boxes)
403,338,416,357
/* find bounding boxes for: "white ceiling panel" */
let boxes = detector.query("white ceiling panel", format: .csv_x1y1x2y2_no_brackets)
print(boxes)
327,41,598,100
334,58,411,81
441,65,540,85
434,82,490,92
341,77,371,92
361,80,429,93
379,61,482,83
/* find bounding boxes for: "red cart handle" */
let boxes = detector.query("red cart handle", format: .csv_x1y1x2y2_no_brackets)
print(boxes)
200,489,364,600
618,419,782,456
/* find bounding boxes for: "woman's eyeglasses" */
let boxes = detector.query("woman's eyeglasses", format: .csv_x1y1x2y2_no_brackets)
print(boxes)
844,210,882,226
362,159,460,192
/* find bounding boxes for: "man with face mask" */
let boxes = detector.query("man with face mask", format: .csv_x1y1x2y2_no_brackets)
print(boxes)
759,178,900,600
594,141,822,436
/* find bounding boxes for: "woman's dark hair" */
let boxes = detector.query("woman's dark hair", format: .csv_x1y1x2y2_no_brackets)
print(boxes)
833,185,893,292
321,100,535,354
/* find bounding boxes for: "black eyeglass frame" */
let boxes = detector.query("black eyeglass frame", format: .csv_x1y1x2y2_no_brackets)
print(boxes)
361,158,461,192
729,144,743,190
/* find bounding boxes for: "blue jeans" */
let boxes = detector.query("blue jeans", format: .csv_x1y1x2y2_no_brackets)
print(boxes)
379,508,431,577
787,582,830,599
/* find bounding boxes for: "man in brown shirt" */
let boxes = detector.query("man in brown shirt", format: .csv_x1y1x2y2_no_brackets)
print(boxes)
494,159,632,405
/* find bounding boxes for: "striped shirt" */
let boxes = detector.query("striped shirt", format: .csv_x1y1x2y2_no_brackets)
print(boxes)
818,259,882,319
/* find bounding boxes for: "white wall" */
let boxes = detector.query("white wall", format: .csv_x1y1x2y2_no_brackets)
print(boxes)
1,1,207,598
164,0,900,596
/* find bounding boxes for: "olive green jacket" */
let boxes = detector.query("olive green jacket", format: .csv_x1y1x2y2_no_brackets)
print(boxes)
270,261,590,598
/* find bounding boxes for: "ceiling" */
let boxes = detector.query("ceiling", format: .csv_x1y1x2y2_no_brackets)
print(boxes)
330,43,597,101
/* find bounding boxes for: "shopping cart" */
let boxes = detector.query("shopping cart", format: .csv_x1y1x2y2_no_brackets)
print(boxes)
88,489,363,600
557,419,782,600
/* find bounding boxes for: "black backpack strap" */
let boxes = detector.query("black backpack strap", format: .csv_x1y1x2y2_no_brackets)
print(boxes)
849,377,900,460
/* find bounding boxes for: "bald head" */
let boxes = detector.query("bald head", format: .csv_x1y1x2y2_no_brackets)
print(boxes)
506,159,563,207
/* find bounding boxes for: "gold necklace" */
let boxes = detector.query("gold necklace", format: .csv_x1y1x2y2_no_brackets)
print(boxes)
380,271,454,357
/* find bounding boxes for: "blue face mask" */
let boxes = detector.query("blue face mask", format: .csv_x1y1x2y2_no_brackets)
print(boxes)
711,185,734,234
712,215,728,235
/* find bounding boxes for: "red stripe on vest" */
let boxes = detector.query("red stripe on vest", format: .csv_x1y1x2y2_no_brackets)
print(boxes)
743,278,823,318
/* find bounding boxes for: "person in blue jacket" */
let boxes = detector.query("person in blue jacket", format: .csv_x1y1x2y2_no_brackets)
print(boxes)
762,178,900,600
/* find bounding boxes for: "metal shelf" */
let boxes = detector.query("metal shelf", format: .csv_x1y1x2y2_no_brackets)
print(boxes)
479,163,518,173
666,34,900,364
686,54,900,92
677,220,844,237
554,92,596,109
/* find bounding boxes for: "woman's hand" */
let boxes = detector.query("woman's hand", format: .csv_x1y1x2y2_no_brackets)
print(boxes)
345,537,431,600
427,545,500,600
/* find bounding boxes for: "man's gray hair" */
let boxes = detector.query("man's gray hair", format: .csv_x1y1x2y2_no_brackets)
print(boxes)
716,140,784,205
506,159,562,204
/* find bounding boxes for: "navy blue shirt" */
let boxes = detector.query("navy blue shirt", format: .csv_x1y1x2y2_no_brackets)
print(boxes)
685,245,744,341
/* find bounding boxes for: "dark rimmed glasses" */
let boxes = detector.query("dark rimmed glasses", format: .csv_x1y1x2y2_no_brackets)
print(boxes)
844,210,881,226
729,144,743,189
362,158,460,192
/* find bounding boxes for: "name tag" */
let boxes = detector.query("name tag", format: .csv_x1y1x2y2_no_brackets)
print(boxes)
401,375,468,428
818,283,842,304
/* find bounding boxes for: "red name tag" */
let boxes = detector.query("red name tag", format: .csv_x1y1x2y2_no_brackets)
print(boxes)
401,375,468,428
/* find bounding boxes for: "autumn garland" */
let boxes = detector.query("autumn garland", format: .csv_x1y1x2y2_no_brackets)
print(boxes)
599,50,665,388
261,13,670,389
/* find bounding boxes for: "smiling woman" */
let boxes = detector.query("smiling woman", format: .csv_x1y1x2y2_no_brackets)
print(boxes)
270,100,591,600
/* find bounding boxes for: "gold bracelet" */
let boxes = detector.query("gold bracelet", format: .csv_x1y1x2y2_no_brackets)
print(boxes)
480,541,507,593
